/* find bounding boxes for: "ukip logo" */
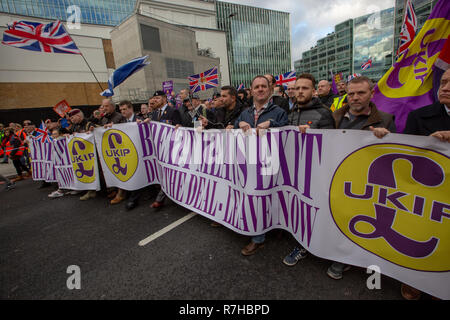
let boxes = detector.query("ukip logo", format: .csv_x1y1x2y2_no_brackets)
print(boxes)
329,144,450,272
69,138,96,184
101,129,138,182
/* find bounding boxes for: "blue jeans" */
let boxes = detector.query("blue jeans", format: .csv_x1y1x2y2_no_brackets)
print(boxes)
252,233,265,244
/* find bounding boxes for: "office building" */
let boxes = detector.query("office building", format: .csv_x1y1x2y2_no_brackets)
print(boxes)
216,1,291,87
135,0,230,87
0,0,136,26
353,7,395,81
295,19,353,83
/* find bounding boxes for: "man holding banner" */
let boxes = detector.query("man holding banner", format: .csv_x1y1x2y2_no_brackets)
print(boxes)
235,75,289,256
400,68,450,300
149,91,182,209
327,76,395,279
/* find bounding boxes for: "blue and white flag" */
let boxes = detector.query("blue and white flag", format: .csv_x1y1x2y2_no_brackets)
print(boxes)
100,56,150,97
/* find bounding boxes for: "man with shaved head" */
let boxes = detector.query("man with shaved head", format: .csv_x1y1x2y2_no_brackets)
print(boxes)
317,80,335,108
100,99,125,125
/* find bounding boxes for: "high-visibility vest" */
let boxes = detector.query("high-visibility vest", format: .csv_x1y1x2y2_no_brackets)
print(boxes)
17,129,27,142
330,94,347,112
5,138,25,157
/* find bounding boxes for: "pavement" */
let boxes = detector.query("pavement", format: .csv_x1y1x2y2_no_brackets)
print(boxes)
0,161,17,179
1,178,432,302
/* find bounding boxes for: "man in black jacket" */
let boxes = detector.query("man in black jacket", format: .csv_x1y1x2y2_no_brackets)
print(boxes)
150,91,182,126
282,74,335,266
150,91,181,209
317,80,335,108
400,68,450,300
288,74,335,129
404,68,450,141
215,86,247,129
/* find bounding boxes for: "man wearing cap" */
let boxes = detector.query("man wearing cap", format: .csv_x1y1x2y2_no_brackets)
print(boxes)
68,109,95,133
149,91,181,209
150,91,181,126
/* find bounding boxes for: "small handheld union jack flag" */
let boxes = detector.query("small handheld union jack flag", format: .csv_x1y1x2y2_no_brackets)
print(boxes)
237,83,245,90
275,71,296,88
34,121,53,143
189,67,219,93
396,0,417,58
361,58,372,70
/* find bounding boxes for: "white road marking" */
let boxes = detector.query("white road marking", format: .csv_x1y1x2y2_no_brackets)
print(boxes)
138,212,197,247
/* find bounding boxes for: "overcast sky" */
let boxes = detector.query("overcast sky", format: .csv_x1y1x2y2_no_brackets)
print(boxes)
223,0,395,63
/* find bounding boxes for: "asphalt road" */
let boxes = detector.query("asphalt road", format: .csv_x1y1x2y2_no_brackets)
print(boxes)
0,178,408,301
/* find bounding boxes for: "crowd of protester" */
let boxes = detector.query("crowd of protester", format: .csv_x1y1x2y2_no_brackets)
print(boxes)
1,70,449,300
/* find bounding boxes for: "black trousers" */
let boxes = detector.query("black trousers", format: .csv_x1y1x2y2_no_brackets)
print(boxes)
12,158,29,176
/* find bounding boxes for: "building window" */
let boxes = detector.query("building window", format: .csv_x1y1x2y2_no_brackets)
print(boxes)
165,58,194,79
140,24,162,52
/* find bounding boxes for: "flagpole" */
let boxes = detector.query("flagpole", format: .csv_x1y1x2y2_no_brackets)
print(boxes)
79,52,104,92
62,23,104,92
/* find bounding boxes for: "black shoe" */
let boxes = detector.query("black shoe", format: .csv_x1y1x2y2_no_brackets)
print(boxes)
126,201,138,211
38,181,51,189
5,182,15,191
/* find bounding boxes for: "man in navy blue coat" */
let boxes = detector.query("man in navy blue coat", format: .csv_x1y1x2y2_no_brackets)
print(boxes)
235,75,288,256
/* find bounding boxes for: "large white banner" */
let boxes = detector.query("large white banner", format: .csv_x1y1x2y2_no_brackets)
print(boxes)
52,133,101,191
34,122,450,299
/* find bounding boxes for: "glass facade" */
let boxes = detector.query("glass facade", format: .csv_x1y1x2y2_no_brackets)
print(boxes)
353,7,395,82
0,0,136,26
216,1,291,87
295,19,353,83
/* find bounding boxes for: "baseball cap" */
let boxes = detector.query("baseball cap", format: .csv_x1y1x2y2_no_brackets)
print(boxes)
68,109,81,117
153,90,166,97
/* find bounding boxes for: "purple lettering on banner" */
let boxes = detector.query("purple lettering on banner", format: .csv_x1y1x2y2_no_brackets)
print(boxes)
344,182,374,199
276,190,291,228
301,133,323,199
301,200,319,247
222,186,249,232
144,158,159,183
430,201,450,223
234,134,248,188
185,174,198,206
139,122,153,157
45,142,53,161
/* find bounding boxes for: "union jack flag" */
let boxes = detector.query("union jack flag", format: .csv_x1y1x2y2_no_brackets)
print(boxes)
361,58,373,70
1,20,81,54
189,67,219,93
34,121,53,143
275,71,296,88
396,0,417,58
237,83,245,90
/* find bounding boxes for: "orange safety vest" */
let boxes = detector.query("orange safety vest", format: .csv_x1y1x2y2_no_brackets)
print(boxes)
5,138,25,158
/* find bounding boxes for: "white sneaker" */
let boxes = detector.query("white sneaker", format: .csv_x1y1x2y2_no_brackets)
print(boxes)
48,190,64,198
